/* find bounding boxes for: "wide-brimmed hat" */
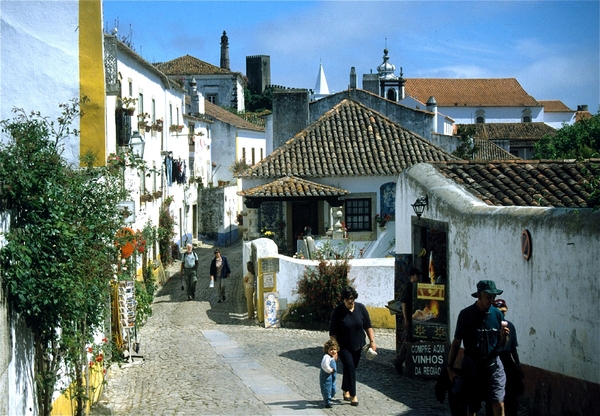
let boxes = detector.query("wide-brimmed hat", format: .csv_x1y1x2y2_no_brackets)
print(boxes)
471,280,503,297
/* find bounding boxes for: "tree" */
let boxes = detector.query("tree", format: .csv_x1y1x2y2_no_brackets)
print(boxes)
0,101,126,415
534,113,600,160
534,114,600,209
244,86,274,112
453,125,479,159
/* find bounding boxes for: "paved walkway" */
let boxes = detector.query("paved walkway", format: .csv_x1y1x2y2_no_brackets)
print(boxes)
92,247,531,415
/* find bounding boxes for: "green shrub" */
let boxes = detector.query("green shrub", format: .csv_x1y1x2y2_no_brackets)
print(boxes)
286,260,353,324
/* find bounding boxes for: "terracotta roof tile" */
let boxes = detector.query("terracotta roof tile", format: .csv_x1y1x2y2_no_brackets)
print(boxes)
538,100,573,112
244,99,457,178
431,159,600,208
238,175,350,198
204,101,264,132
472,139,519,160
405,78,541,107
462,123,556,142
154,55,230,76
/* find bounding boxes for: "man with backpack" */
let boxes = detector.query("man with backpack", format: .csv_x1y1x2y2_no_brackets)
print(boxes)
180,243,198,300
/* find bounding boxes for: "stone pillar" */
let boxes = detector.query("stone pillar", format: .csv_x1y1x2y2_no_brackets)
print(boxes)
247,208,260,240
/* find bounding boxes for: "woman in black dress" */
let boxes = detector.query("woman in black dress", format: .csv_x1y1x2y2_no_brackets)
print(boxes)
329,286,377,407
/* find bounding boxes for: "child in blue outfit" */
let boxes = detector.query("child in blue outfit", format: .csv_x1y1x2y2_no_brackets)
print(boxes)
320,339,339,408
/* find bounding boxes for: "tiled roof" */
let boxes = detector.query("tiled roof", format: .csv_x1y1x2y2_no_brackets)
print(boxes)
238,175,350,198
154,55,230,76
431,159,600,208
204,101,264,132
538,100,573,112
463,123,556,142
243,99,457,178
405,78,540,107
473,139,519,161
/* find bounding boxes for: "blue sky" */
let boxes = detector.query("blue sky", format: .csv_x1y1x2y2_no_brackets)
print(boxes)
103,1,599,113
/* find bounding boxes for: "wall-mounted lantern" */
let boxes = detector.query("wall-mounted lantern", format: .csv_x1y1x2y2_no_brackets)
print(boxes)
411,196,429,220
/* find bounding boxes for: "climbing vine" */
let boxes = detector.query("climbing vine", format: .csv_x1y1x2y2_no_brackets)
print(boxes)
0,100,127,415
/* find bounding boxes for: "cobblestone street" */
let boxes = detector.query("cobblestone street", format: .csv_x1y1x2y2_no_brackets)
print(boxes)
92,241,534,415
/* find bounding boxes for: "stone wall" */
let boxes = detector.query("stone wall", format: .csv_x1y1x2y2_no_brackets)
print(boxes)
272,89,309,148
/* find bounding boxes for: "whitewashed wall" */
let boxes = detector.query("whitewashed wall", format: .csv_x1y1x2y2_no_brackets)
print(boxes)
0,0,81,164
396,163,600,384
243,239,395,309
544,111,575,129
1,2,83,413
439,106,544,124
115,45,194,253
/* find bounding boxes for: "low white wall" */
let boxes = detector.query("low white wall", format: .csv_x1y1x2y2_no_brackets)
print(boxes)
244,239,395,309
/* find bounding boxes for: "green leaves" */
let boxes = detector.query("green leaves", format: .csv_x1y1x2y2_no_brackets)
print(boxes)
0,100,126,415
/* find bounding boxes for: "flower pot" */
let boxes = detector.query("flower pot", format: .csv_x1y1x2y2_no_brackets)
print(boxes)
145,125,151,133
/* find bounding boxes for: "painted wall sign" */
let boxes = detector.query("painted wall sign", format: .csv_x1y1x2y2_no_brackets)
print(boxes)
261,257,280,273
263,272,275,289
409,342,447,377
412,283,448,342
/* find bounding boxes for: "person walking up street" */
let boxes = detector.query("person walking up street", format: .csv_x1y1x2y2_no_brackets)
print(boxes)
319,339,339,408
329,286,376,407
447,280,510,416
210,248,231,303
180,243,198,301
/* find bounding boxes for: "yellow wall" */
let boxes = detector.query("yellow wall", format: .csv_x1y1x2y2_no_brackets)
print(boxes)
52,2,107,414
367,306,396,329
79,0,106,166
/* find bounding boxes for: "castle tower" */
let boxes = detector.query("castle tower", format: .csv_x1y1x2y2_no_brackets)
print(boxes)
220,30,230,70
246,55,271,94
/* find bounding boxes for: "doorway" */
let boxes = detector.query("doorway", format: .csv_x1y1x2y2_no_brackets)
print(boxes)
292,200,318,249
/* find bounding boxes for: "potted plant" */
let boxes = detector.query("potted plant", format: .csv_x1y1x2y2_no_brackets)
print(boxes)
137,112,150,127
118,96,138,115
169,124,184,133
152,118,163,132
375,213,391,229
152,189,162,198
140,192,154,203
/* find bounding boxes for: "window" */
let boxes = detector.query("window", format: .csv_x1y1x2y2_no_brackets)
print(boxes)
386,88,397,102
242,148,246,161
169,104,172,126
207,94,217,104
151,99,156,122
260,148,264,161
345,198,372,231
138,93,143,114
251,148,255,165
128,81,133,97
475,109,485,124
522,109,532,123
